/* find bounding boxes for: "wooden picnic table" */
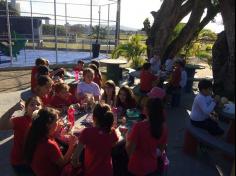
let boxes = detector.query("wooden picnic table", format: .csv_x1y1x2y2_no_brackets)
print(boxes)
100,59,127,84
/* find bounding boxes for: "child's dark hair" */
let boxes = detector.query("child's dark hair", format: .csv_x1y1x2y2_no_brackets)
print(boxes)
91,60,100,69
24,107,59,163
37,75,53,87
116,86,136,107
100,111,114,133
53,68,65,78
93,103,112,133
146,98,165,139
77,60,85,65
102,80,116,103
35,57,46,66
37,65,49,76
198,79,213,91
142,62,151,70
89,64,98,73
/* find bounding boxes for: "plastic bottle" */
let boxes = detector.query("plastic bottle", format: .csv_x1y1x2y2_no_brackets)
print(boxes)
75,70,79,81
67,107,75,127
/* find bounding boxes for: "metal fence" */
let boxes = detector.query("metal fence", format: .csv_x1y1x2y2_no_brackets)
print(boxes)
0,0,120,65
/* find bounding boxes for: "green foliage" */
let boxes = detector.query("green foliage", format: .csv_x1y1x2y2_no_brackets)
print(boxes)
198,29,217,41
112,35,146,69
205,44,213,51
42,25,66,36
0,1,19,16
92,25,108,39
169,23,186,43
196,50,212,68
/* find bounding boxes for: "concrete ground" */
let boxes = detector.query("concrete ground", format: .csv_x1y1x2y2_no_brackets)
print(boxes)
0,62,234,176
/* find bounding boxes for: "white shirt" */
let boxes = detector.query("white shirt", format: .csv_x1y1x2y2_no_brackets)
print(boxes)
150,57,161,74
190,93,216,121
77,81,101,97
180,70,187,88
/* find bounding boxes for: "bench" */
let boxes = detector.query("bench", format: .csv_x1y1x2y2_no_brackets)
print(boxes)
183,118,235,157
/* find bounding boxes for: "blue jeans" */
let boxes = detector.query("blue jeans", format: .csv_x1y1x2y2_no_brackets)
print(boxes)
191,118,224,136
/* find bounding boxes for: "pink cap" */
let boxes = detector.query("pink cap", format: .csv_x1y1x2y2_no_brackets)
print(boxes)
147,87,166,99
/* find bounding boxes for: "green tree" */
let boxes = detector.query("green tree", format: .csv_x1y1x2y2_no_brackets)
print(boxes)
112,35,146,69
92,25,108,40
0,1,19,16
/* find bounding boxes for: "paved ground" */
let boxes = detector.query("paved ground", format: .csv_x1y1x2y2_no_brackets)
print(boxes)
0,62,234,176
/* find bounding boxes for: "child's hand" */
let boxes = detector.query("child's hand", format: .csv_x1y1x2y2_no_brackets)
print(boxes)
14,99,25,111
214,95,221,103
68,135,78,147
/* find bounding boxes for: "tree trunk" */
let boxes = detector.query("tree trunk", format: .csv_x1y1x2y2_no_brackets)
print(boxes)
212,32,229,96
163,2,219,61
149,0,193,58
219,0,235,99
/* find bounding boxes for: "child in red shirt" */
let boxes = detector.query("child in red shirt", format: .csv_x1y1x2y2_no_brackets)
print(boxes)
140,62,159,93
50,83,78,112
31,58,47,93
34,75,54,106
72,103,119,176
89,63,102,88
126,98,168,175
24,107,78,176
74,60,85,72
0,96,43,175
101,80,117,107
116,86,137,116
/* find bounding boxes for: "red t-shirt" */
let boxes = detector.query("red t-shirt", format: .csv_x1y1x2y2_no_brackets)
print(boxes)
40,94,52,106
140,70,158,92
79,127,119,176
128,121,168,175
50,94,77,109
73,67,83,72
171,66,181,87
31,66,38,93
31,138,62,176
93,73,102,88
11,115,32,166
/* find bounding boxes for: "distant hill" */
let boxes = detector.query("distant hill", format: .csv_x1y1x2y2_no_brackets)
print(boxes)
120,25,138,31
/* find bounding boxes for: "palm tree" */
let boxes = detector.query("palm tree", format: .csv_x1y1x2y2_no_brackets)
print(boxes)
112,35,146,69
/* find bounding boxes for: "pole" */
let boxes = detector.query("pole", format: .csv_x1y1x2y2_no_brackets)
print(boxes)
115,0,121,47
107,4,110,54
65,3,68,51
6,0,13,64
90,0,93,58
54,0,58,64
30,0,35,50
97,5,101,42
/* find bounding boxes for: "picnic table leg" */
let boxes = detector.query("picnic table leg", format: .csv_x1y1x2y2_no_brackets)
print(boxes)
183,130,198,156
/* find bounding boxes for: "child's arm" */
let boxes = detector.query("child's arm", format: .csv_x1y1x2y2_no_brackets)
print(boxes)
0,100,25,131
198,96,216,115
125,140,136,157
71,142,84,167
55,135,78,167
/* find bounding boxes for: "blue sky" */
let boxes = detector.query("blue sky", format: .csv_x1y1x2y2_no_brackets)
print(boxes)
18,0,224,33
